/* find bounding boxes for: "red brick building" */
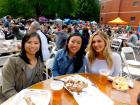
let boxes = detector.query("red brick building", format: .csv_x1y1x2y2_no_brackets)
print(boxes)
100,0,140,28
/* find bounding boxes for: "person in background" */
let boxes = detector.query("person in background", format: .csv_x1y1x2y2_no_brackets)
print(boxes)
137,92,140,105
55,24,68,49
52,33,88,77
124,31,138,47
1,32,46,101
86,31,122,76
41,24,52,43
138,24,140,32
11,25,24,40
126,25,131,33
82,27,90,51
29,21,50,61
3,15,12,29
106,27,112,37
67,26,72,37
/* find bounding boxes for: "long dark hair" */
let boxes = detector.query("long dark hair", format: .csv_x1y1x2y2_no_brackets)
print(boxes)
20,32,43,64
66,32,85,72
82,27,90,48
82,27,89,38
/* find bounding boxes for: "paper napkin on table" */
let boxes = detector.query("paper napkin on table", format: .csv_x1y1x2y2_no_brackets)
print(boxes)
10,89,51,105
73,86,114,105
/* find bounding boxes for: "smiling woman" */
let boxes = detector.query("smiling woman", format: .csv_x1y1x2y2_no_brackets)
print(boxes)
1,32,46,103
52,33,89,77
86,31,122,77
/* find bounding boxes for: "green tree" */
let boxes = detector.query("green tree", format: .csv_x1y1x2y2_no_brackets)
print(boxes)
24,0,76,18
54,0,76,18
25,0,47,17
0,0,100,21
0,0,34,18
74,0,100,21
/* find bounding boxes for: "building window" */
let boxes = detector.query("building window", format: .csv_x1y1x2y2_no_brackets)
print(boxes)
132,1,139,7
130,17,135,22
100,17,103,21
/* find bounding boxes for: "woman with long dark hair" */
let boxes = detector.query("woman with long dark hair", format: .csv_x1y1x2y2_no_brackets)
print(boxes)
1,32,45,101
52,32,88,77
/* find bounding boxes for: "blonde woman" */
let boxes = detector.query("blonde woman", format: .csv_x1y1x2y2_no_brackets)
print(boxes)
86,31,122,76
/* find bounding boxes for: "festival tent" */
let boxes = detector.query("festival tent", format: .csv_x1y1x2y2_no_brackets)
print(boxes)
108,17,127,24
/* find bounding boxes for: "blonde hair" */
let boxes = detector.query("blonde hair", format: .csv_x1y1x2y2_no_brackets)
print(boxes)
87,31,113,69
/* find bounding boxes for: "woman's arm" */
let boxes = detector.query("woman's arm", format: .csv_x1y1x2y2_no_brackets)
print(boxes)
52,52,61,77
112,53,122,76
2,57,17,99
81,57,89,73
85,54,91,73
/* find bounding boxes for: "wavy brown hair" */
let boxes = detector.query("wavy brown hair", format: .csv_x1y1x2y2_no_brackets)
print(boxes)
87,31,113,69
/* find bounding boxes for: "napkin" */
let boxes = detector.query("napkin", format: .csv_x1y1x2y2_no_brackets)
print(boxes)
73,86,114,105
10,89,51,105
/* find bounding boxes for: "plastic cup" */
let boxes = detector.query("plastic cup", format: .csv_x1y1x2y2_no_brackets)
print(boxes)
50,80,64,99
99,70,110,84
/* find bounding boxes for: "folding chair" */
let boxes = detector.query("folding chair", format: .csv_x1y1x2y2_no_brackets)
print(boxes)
48,41,58,58
45,58,55,79
121,47,140,80
111,38,122,52
0,55,10,67
133,45,140,54
0,55,11,85
121,47,140,67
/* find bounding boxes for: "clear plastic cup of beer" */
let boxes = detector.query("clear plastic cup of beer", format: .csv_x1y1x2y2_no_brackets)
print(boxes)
50,80,64,99
99,69,110,84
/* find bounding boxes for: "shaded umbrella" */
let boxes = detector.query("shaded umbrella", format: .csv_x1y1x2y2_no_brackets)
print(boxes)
91,21,97,24
39,16,47,23
108,17,127,24
71,20,77,24
55,18,63,24
63,18,71,25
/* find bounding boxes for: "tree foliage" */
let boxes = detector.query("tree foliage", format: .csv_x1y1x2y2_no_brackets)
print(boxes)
75,0,100,21
0,0,100,21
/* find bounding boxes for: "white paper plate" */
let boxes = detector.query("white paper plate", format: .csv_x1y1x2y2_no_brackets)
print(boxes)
108,76,134,88
62,75,113,105
10,89,51,105
61,75,92,95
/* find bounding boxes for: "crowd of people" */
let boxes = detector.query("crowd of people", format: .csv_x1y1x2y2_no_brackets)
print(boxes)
0,15,140,104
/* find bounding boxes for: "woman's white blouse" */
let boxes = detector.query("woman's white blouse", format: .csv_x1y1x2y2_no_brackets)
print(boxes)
88,52,122,76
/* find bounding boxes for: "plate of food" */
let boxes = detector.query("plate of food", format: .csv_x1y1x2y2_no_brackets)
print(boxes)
112,77,129,91
108,76,134,88
61,75,92,95
10,89,51,105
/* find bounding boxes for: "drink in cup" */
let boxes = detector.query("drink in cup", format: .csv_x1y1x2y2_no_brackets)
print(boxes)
99,70,110,84
50,80,64,99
